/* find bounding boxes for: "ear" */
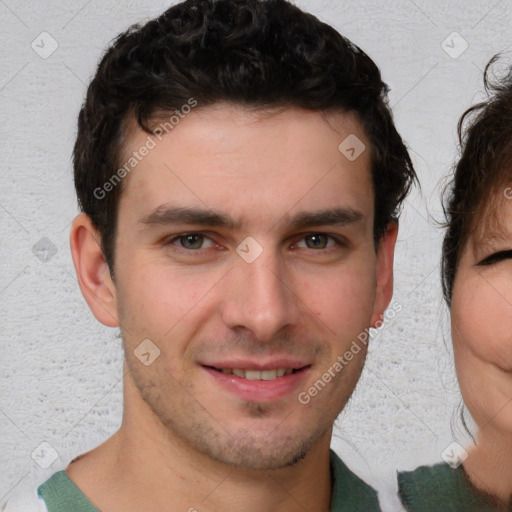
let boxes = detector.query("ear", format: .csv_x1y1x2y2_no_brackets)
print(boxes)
370,221,398,328
70,213,119,327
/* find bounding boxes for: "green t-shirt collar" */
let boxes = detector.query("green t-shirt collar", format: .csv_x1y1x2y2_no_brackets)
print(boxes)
38,449,380,511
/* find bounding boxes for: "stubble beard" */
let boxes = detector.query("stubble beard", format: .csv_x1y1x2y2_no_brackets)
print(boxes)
126,356,331,470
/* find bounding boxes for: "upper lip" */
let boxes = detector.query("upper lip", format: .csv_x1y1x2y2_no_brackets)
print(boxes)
201,358,311,371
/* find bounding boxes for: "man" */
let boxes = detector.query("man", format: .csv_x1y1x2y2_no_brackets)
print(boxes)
5,0,415,510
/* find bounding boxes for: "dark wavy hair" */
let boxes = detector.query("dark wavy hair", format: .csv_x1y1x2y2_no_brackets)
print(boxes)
73,0,416,276
442,55,512,305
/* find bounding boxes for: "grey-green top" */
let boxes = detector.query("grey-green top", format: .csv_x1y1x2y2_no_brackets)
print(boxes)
38,449,381,511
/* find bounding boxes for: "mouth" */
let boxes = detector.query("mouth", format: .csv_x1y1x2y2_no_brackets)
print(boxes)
201,361,311,402
206,366,305,381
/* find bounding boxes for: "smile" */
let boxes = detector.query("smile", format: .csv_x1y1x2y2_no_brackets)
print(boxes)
214,368,297,380
203,364,311,402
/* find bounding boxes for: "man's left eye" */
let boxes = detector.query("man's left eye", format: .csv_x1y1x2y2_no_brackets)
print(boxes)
296,234,337,250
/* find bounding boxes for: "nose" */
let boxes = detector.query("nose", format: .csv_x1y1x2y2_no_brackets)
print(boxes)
220,248,300,342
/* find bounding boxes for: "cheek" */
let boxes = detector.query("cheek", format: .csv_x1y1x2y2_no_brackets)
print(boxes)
452,273,512,371
452,269,512,431
300,262,376,338
114,255,222,348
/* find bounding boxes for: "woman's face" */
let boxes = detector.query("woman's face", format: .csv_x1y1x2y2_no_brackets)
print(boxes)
451,192,512,434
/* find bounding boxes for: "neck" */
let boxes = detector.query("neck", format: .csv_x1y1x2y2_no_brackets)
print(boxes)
66,364,333,512
463,428,512,506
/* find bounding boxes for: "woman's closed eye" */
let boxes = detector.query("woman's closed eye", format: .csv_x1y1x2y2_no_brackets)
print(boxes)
476,249,512,266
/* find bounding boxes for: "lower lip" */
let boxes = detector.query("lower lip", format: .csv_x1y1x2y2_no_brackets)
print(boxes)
203,366,310,402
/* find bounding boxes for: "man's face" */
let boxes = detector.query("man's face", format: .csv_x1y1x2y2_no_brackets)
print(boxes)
107,104,394,469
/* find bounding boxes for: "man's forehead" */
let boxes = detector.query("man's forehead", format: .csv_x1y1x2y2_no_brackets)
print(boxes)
124,167,373,229
116,104,373,221
119,103,368,157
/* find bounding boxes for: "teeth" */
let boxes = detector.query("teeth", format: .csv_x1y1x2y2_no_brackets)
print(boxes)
261,370,277,380
245,370,261,381
219,368,295,380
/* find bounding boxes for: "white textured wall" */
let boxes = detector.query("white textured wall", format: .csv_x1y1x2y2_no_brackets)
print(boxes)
1,0,509,509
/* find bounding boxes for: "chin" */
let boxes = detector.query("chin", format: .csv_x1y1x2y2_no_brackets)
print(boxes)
201,436,312,470
169,415,324,470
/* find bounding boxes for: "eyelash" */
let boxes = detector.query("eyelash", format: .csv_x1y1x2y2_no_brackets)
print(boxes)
477,250,512,266
165,232,346,253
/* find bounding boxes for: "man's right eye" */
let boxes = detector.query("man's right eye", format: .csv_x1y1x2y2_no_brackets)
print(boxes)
168,233,216,250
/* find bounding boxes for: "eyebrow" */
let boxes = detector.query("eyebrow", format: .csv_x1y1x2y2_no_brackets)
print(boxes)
138,205,364,231
473,230,512,253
